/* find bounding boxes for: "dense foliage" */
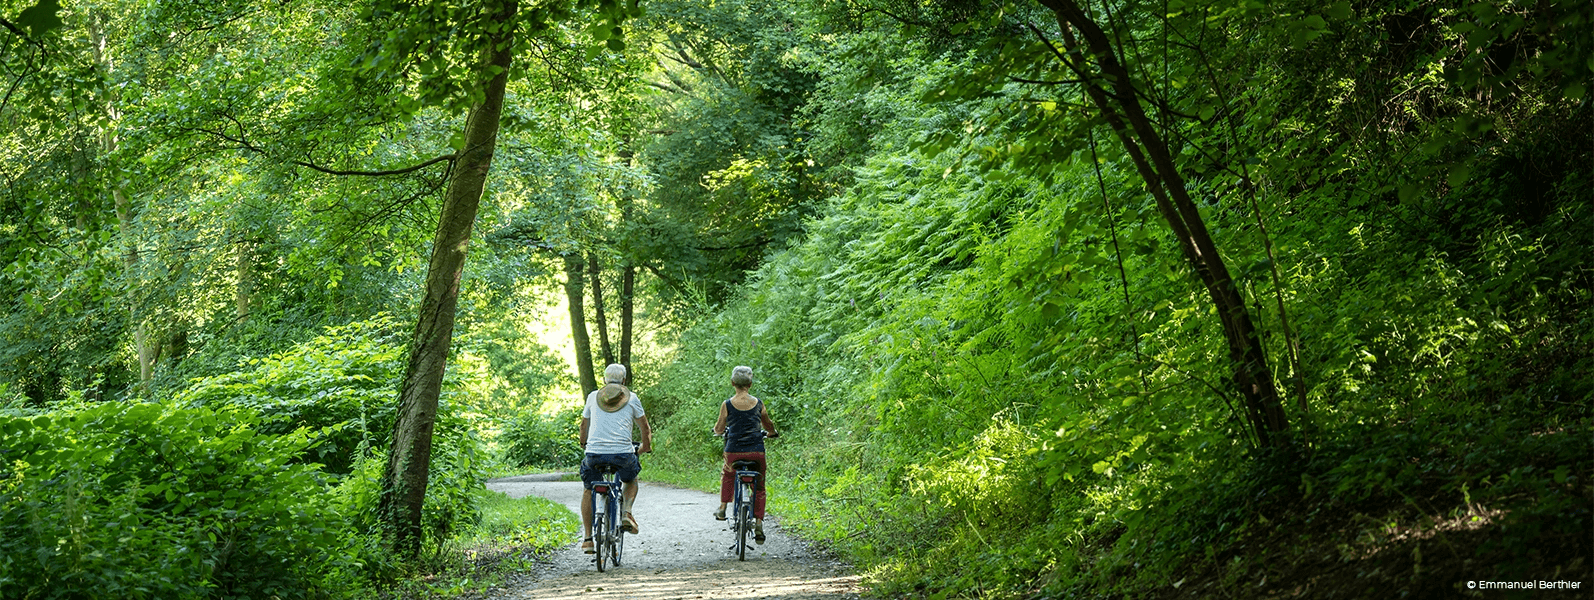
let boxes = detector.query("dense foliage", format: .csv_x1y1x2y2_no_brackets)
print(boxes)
3,0,1589,596
639,0,1592,596
0,403,357,599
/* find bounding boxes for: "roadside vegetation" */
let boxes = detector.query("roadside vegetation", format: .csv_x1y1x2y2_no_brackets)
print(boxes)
635,0,1593,597
2,0,1588,597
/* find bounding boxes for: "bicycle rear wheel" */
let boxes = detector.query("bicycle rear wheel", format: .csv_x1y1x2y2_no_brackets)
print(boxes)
613,525,625,567
736,501,751,561
593,512,608,572
611,494,624,568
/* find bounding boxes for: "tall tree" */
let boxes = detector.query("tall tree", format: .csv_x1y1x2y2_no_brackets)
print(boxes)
589,251,615,364
377,0,518,557
565,253,598,395
1031,0,1290,446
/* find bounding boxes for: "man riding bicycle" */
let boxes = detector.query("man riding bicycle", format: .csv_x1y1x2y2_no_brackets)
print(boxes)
580,364,652,554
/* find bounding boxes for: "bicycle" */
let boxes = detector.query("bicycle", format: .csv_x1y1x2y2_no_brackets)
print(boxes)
722,429,777,561
727,457,760,561
589,445,640,572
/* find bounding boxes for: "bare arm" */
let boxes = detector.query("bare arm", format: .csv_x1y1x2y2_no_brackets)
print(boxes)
759,402,778,437
635,415,653,453
579,417,590,449
713,402,728,435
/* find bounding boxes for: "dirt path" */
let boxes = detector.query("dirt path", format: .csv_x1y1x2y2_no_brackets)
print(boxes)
481,474,863,600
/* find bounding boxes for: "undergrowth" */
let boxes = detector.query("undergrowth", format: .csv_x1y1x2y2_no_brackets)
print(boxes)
380,489,577,600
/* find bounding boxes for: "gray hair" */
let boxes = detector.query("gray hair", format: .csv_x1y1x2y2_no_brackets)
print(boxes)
603,363,627,384
730,365,753,388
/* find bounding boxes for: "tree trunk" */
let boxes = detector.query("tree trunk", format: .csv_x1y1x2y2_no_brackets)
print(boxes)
112,189,153,394
235,240,252,320
589,252,614,365
378,0,517,559
92,14,154,396
1036,0,1290,448
620,264,634,376
566,253,598,396
617,142,636,379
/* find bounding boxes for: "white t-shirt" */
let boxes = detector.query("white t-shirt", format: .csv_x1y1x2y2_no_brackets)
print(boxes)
582,390,645,454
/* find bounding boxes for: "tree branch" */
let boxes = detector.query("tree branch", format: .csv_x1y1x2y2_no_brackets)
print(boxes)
1008,75,1085,86
185,125,455,176
0,17,46,51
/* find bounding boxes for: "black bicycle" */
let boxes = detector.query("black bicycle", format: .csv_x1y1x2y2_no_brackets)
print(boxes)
590,463,627,571
727,457,760,561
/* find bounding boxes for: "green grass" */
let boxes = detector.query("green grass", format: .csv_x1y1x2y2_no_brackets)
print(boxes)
389,488,578,599
462,488,579,549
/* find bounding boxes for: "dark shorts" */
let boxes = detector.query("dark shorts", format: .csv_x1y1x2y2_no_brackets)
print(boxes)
580,452,641,488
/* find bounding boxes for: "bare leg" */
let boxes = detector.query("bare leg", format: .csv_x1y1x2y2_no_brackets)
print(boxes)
580,488,593,539
622,479,639,513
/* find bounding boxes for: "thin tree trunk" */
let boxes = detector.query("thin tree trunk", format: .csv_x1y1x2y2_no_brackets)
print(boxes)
1036,0,1290,448
617,142,636,379
236,240,252,320
620,264,634,376
589,252,614,365
112,189,153,393
379,0,517,558
92,14,154,396
566,253,598,395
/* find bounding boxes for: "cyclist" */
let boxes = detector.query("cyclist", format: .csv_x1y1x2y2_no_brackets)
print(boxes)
580,364,652,554
712,365,779,543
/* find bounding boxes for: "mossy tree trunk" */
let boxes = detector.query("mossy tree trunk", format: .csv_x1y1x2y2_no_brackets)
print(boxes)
378,0,517,558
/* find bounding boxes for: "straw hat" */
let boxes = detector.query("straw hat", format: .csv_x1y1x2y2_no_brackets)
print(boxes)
596,383,631,412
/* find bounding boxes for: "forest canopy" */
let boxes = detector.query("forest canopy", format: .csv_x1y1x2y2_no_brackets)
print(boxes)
1,0,1589,596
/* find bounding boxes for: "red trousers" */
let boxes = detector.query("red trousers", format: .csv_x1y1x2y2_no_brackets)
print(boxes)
720,452,767,519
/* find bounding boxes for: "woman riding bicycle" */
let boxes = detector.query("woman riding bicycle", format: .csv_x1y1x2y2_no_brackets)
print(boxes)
712,365,779,543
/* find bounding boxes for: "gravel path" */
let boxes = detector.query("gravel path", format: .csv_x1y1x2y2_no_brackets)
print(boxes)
482,474,862,600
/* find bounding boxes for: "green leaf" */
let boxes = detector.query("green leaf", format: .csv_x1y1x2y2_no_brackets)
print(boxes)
16,0,62,36
1325,1,1352,20
1564,83,1586,101
1447,164,1472,188
606,38,625,52
1291,27,1323,47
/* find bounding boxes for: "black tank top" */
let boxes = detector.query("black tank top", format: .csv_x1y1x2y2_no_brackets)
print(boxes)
723,398,765,453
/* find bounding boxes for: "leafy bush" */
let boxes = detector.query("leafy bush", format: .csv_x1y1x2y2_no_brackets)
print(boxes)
331,436,487,555
499,406,581,469
173,315,491,548
173,316,406,474
0,402,363,599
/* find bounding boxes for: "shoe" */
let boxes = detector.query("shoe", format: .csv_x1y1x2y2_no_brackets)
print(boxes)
622,512,639,534
581,538,594,554
713,507,726,520
754,519,766,544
